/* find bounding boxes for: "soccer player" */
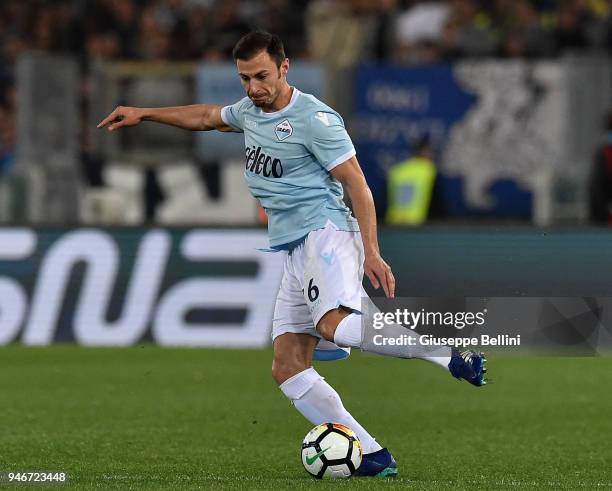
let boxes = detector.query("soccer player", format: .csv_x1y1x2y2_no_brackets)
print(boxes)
98,31,487,478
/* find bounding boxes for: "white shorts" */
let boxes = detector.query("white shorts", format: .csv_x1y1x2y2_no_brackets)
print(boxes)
272,220,366,346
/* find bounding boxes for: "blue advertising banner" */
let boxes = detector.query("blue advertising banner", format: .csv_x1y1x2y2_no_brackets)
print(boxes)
351,64,475,216
351,64,535,219
195,62,324,161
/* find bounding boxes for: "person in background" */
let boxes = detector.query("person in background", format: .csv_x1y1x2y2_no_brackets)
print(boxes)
588,110,612,225
386,136,437,226
0,84,16,176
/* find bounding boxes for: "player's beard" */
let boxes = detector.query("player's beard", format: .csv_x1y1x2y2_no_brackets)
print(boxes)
251,89,279,109
250,71,282,109
251,95,270,108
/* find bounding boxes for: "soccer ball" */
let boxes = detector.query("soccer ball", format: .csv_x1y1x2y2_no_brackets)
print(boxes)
301,422,363,479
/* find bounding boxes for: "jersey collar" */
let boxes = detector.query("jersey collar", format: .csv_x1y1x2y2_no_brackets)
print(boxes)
258,87,300,118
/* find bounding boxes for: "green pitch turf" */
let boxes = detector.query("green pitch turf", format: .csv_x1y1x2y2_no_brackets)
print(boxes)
1,346,611,490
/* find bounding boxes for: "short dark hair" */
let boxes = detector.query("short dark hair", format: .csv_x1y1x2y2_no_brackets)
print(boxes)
232,31,286,67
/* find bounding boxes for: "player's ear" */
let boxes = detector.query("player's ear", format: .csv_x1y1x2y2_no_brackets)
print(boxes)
280,58,289,78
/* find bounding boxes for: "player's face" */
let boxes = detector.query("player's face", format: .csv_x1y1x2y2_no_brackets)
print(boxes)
237,51,289,108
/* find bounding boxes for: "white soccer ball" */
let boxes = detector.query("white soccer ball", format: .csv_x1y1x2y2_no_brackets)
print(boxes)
301,422,363,479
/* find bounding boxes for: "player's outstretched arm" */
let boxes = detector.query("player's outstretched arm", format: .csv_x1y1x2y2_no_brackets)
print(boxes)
332,156,396,298
97,104,236,132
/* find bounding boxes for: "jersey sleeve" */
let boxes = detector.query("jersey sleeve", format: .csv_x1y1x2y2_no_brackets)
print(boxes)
307,110,356,171
220,97,249,132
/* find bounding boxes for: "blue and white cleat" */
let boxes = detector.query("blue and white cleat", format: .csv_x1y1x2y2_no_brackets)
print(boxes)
354,448,398,478
312,339,351,362
448,349,488,387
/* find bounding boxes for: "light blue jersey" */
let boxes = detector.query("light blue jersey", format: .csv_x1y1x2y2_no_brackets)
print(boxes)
221,88,359,248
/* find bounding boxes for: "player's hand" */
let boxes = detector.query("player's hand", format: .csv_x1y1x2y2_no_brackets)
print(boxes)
364,252,395,298
97,106,143,131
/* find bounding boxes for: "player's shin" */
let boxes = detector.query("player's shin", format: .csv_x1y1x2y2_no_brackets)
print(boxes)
279,367,383,454
333,313,451,370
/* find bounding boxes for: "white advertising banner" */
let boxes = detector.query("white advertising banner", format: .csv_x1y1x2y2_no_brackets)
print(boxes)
0,228,284,347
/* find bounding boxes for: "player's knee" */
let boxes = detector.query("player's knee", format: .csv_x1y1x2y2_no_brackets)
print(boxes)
271,358,308,386
316,307,351,342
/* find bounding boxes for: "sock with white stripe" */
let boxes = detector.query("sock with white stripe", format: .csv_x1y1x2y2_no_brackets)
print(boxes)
279,367,383,454
334,312,452,370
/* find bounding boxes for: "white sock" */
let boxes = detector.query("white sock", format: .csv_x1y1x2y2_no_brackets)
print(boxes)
279,367,383,454
334,313,452,370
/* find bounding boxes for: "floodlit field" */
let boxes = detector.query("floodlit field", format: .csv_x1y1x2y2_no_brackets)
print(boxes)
2,346,611,489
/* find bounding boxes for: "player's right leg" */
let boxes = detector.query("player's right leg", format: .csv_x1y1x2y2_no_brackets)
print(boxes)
272,249,391,473
272,333,392,468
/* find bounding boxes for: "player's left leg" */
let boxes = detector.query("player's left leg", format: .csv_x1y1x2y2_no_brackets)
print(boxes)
318,308,487,387
303,222,487,387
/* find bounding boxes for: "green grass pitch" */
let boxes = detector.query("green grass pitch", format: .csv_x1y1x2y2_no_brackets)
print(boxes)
1,346,611,490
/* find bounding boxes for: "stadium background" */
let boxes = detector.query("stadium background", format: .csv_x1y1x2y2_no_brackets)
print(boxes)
1,0,612,488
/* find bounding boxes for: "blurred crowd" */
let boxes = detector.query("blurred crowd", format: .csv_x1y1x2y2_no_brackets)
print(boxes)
0,0,610,73
393,0,612,63
2,0,612,177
